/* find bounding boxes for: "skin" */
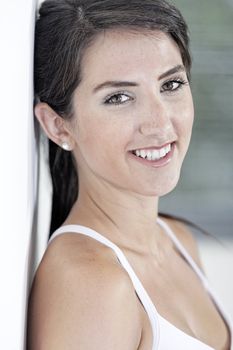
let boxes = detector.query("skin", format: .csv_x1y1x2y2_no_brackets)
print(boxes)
28,30,230,350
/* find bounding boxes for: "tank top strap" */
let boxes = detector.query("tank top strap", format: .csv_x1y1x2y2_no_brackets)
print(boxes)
49,219,232,348
157,217,233,334
157,218,209,289
49,224,160,349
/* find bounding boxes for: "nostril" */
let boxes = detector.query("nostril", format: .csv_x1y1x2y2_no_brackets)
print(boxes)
139,119,172,136
139,123,158,135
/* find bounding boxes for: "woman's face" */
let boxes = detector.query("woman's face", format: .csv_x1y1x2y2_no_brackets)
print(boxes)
71,30,194,197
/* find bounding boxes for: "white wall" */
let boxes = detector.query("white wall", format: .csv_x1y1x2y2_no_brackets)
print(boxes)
0,1,38,349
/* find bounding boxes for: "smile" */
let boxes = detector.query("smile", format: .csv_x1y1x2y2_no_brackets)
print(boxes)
131,143,172,161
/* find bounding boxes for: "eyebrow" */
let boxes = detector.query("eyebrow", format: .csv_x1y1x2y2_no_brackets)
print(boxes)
158,64,185,80
93,81,139,93
92,64,186,93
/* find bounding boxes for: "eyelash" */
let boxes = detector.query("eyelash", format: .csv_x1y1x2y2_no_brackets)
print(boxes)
103,77,188,106
161,76,188,93
104,91,133,106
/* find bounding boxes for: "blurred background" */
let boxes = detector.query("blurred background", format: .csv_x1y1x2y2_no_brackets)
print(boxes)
160,0,233,316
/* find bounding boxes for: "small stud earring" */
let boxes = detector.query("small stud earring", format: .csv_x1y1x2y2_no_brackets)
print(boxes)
61,142,71,151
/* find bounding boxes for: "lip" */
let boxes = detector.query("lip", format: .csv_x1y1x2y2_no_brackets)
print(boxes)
130,141,174,152
128,142,175,168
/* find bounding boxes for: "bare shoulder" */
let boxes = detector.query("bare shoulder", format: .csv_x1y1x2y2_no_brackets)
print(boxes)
162,216,204,270
27,232,141,350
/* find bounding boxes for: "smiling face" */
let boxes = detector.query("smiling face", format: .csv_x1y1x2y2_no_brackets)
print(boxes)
70,30,194,197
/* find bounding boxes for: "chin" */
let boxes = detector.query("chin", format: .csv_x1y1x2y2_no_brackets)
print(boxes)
135,171,181,198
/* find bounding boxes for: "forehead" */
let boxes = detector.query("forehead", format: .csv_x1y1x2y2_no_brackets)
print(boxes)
80,30,183,83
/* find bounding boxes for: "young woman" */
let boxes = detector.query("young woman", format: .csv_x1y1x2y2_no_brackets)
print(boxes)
27,0,232,349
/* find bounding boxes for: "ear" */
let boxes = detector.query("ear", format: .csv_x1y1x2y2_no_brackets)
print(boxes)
34,102,75,151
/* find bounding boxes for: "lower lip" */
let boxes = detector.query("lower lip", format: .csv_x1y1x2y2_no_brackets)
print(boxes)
128,143,175,168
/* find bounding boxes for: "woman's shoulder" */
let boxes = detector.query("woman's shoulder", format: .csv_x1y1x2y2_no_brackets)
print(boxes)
27,231,141,349
33,230,139,308
39,230,135,291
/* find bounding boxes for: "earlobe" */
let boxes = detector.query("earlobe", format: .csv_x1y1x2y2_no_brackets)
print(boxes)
61,142,72,151
34,102,74,150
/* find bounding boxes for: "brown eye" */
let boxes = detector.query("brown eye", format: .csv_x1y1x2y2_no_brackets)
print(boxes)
161,79,187,93
105,93,131,105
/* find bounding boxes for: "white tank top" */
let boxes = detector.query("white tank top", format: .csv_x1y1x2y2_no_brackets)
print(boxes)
49,217,232,350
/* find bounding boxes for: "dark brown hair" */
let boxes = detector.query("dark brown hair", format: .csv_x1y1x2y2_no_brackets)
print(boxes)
34,0,192,235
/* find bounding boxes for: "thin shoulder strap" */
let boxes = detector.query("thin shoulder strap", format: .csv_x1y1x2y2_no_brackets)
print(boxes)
157,218,209,288
157,217,233,333
49,224,160,349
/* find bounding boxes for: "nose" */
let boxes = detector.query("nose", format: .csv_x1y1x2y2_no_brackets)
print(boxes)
139,96,172,136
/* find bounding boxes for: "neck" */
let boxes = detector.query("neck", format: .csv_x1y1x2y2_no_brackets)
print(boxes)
65,176,163,253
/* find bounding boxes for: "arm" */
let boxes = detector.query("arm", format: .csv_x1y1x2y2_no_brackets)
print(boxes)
27,238,141,350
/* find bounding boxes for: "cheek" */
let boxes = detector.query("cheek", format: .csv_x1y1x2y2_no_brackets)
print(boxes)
75,111,130,165
185,100,194,136
175,95,194,140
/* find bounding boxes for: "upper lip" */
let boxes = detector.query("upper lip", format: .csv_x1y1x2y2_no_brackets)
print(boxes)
130,141,175,152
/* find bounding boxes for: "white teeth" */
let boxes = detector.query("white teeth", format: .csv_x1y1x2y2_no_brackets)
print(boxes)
133,144,172,161
152,149,160,160
166,144,171,153
140,150,146,158
159,148,166,158
147,151,152,160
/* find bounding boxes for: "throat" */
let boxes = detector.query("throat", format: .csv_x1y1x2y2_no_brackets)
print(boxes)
66,187,162,252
